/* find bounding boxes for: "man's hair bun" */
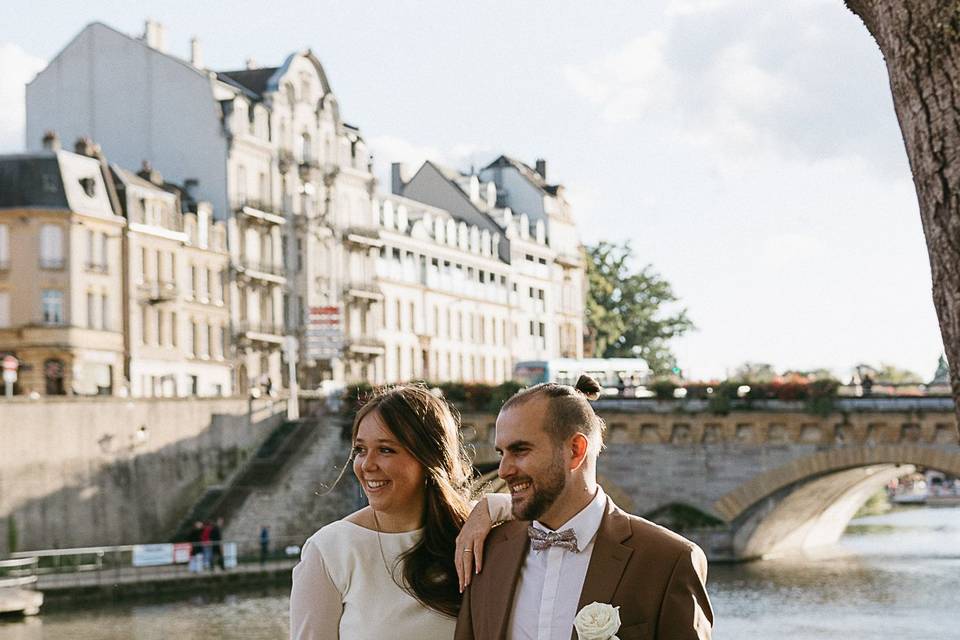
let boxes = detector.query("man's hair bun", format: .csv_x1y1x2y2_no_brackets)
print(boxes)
574,374,602,400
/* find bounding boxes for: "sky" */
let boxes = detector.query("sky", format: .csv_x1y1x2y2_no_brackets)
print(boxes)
0,0,945,381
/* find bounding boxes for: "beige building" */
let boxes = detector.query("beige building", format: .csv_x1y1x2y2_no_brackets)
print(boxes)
0,143,126,395
113,163,232,397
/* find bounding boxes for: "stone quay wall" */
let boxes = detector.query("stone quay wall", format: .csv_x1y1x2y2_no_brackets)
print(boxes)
0,396,287,554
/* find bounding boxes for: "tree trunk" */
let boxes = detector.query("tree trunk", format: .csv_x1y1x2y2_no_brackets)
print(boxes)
846,0,960,441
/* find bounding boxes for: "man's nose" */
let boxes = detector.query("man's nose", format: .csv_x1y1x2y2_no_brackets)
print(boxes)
498,455,514,479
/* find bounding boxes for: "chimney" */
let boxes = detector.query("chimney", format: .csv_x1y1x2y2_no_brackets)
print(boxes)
144,19,167,52
190,37,203,68
74,137,97,157
138,160,164,186
42,131,61,152
183,178,199,199
391,162,406,196
535,159,547,180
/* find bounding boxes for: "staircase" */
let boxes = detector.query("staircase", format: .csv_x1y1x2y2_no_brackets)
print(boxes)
170,414,331,541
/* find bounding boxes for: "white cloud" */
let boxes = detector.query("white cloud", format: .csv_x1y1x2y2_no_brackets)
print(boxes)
564,31,676,123
0,42,46,152
665,0,737,17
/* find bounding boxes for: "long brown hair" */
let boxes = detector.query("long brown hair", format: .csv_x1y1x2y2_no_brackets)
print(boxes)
352,384,472,617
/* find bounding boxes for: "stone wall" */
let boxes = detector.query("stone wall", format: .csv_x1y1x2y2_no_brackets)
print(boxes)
0,396,287,554
223,415,360,552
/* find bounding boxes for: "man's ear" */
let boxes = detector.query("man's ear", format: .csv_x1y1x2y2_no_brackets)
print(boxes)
568,433,589,470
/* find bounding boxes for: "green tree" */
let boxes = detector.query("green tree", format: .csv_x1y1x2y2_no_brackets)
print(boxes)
585,241,694,374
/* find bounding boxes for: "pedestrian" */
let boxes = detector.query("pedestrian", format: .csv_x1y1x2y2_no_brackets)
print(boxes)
259,525,270,565
187,521,204,573
210,517,224,571
200,520,214,570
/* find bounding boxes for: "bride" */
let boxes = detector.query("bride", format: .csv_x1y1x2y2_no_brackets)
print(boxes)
290,384,511,639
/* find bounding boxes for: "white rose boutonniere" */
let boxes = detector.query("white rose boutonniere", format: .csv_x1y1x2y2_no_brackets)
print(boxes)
574,602,621,640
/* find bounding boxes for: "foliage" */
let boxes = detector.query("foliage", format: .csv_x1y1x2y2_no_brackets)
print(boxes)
650,378,678,400
584,241,695,374
643,503,725,532
873,363,923,384
732,362,777,382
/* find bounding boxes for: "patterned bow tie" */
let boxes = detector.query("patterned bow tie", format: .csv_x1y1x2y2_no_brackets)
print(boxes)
528,526,579,552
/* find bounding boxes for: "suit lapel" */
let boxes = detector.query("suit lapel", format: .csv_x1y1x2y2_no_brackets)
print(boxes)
481,521,530,639
571,499,634,640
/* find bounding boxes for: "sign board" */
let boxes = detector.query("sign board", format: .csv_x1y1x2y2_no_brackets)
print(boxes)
132,543,174,567
223,542,238,570
304,305,344,360
173,543,192,564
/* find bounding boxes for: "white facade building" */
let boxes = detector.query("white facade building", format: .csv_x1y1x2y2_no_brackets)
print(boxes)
27,20,381,388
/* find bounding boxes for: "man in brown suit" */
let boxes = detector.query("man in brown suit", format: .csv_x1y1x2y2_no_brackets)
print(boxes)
456,377,713,640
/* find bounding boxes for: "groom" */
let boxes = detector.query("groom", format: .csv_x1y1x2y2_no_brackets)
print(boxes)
455,381,713,640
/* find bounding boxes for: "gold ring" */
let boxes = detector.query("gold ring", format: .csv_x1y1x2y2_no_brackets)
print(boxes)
462,548,473,553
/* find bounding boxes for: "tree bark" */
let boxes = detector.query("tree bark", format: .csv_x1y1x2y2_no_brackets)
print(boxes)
846,0,960,441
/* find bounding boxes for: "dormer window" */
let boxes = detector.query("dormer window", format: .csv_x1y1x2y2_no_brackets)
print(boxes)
79,177,96,197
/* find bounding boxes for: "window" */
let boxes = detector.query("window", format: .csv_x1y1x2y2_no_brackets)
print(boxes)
86,292,95,328
140,247,148,283
189,266,197,298
86,229,95,265
41,290,64,324
0,292,9,327
39,225,64,269
141,305,148,344
101,295,109,331
100,234,109,269
237,165,247,203
0,224,8,269
171,312,178,347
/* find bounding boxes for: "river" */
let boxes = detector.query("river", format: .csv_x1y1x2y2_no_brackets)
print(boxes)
1,506,957,639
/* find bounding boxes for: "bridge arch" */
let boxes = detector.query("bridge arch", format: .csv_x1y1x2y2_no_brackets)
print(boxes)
715,445,960,559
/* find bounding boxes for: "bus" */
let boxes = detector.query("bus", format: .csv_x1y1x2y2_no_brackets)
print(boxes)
512,358,653,397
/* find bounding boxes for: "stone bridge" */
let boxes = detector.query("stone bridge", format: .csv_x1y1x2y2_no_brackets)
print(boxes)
460,397,960,560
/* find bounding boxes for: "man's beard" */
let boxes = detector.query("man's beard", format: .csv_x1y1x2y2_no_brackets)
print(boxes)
513,450,567,521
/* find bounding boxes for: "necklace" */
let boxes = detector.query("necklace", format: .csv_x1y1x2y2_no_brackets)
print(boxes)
371,509,401,584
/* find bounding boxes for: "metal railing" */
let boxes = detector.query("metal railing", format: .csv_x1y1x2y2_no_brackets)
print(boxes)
240,260,285,277
236,319,282,336
83,262,109,274
0,556,38,589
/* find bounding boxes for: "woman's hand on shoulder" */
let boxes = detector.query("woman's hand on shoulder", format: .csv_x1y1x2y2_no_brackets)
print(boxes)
455,496,492,593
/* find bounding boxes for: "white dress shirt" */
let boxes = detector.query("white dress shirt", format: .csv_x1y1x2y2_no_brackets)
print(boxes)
507,487,607,640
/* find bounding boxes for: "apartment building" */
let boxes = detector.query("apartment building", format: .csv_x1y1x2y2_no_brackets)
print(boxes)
0,142,126,395
112,163,232,397
26,20,380,389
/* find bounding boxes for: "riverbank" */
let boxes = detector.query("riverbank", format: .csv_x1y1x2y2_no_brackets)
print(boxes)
34,559,295,611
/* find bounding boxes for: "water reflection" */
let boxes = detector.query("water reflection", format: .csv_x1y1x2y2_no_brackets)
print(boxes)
1,507,958,639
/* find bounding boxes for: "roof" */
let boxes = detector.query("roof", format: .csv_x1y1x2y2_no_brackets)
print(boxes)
0,154,68,209
484,155,559,194
216,67,280,98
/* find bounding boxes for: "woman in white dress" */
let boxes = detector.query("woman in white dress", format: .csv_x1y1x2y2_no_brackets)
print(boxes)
290,384,510,639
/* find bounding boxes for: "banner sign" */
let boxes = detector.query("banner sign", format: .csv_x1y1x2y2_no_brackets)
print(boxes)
132,543,174,567
173,543,192,564
223,542,238,569
304,305,344,360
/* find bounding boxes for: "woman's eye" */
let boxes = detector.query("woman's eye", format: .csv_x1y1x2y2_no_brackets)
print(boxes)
379,447,394,454
352,447,364,456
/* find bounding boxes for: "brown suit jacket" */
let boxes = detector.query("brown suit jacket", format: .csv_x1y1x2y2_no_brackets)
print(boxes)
455,498,713,640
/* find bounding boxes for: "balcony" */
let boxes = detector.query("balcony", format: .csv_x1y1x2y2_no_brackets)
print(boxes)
343,226,383,250
555,251,583,269
345,337,385,356
235,199,286,225
344,280,383,302
84,262,109,274
138,280,178,304
235,319,284,344
234,260,286,284
39,257,65,271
